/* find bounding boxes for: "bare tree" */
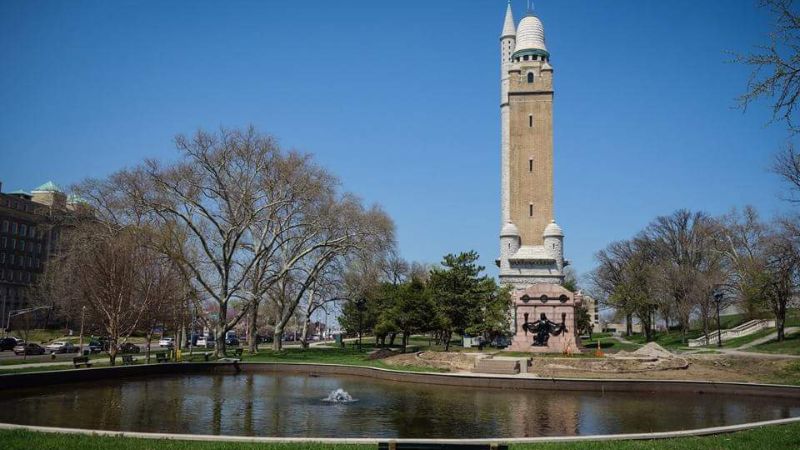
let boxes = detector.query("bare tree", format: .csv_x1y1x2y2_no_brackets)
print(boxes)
737,0,800,132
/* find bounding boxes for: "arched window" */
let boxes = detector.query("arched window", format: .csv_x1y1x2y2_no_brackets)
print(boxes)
527,72,534,83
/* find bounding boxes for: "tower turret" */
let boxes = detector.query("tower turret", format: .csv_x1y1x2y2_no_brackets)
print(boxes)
543,220,564,273
500,221,521,271
500,1,516,225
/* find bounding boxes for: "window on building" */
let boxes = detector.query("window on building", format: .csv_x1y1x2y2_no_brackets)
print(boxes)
523,55,529,61
36,243,41,254
529,204,534,217
10,239,15,250
19,240,24,251
19,224,26,236
527,72,534,83
1,220,7,232
0,253,4,263
29,226,35,238
11,222,17,234
529,114,533,127
27,257,32,268
9,255,14,265
1,237,5,248
529,158,533,172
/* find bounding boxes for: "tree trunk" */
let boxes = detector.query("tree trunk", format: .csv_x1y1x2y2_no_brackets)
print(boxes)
272,321,284,351
777,298,787,342
625,314,633,337
300,313,311,349
388,332,397,346
145,330,152,364
443,331,451,351
248,304,260,354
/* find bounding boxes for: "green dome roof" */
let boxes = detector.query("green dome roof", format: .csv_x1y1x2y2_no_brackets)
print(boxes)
32,181,63,192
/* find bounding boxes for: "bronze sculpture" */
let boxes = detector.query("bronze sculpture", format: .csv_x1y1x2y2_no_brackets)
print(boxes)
521,312,568,347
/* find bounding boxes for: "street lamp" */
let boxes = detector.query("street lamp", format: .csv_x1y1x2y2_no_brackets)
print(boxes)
78,305,86,356
713,288,724,348
5,306,52,338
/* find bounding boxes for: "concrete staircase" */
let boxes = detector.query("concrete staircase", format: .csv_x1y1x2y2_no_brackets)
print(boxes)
472,358,520,375
688,319,776,348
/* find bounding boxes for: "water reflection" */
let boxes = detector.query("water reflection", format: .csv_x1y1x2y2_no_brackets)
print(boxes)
0,373,798,438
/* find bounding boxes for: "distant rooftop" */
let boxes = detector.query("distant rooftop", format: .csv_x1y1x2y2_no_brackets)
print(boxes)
32,181,63,193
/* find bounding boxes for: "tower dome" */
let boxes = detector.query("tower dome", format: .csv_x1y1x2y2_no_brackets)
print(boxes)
543,220,563,237
501,221,520,237
512,14,548,59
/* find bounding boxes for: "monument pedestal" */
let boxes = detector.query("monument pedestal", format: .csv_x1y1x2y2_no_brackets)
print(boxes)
509,283,582,354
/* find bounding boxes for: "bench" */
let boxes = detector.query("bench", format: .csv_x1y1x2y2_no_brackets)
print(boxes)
73,356,92,369
122,354,136,365
226,348,243,358
155,352,169,363
379,443,507,450
472,358,519,375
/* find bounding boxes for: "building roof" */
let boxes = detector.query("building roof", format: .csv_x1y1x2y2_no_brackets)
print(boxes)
501,1,516,38
543,220,563,237
32,181,63,193
513,13,548,58
509,245,555,262
8,190,32,199
500,221,520,237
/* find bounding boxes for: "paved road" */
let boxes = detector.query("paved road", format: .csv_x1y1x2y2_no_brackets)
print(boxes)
0,343,171,364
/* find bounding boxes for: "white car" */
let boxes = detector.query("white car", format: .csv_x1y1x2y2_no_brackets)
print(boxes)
45,341,77,354
158,337,174,347
196,336,215,348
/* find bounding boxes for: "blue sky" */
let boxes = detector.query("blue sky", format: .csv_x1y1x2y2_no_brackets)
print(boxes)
0,0,792,280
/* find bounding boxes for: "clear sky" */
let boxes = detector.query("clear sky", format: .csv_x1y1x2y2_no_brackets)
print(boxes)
0,0,792,280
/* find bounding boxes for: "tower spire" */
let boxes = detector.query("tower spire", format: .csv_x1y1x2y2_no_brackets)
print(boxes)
501,1,516,38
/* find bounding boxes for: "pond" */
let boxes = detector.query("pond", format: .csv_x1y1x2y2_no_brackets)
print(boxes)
0,372,798,438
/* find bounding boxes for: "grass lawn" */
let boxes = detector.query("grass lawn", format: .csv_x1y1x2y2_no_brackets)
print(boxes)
720,328,777,349
239,347,447,373
581,336,641,353
3,422,800,449
747,332,800,356
627,330,702,350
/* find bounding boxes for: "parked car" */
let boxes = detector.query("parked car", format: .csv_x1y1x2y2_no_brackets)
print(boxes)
45,341,78,354
118,342,140,354
224,336,240,347
196,336,215,348
13,343,46,355
0,338,18,351
88,340,103,354
158,337,175,348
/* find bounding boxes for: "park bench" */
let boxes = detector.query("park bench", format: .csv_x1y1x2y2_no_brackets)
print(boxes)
379,443,507,450
226,348,243,358
155,352,169,363
122,354,136,365
72,356,92,369
472,358,519,375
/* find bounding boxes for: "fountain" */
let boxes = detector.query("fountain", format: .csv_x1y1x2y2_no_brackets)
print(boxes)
322,388,356,403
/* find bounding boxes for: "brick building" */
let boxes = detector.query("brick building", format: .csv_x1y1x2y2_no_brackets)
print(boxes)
0,181,81,325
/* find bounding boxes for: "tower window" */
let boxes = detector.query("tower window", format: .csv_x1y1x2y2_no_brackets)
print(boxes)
523,55,529,61
529,114,533,127
529,158,533,172
527,72,534,83
529,204,533,217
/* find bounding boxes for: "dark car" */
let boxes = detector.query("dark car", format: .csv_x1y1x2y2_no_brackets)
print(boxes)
118,342,140,354
13,343,46,356
88,340,103,354
225,336,240,347
0,338,17,351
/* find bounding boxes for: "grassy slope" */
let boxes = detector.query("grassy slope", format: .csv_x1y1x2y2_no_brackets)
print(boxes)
239,347,447,373
3,422,800,450
747,332,800,355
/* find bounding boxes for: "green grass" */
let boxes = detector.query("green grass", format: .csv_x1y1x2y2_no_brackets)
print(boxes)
239,347,447,373
627,330,702,350
581,336,641,353
746,331,800,356
720,328,777,349
3,422,800,449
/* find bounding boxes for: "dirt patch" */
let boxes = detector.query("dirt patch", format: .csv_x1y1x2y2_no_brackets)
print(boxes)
382,351,483,371
367,348,399,360
614,342,675,360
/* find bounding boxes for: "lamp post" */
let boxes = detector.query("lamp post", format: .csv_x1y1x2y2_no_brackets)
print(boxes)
713,289,724,348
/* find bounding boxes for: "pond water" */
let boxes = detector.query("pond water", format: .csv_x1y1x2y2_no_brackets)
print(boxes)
0,372,798,438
